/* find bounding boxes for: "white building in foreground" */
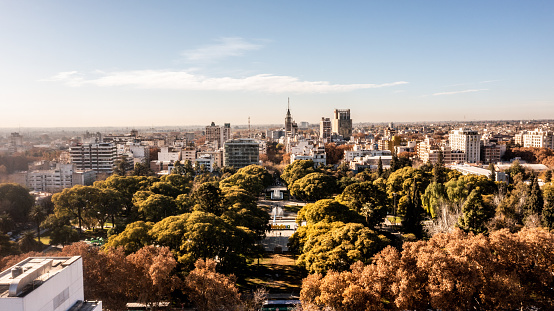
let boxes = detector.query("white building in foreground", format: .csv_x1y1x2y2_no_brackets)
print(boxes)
0,256,101,311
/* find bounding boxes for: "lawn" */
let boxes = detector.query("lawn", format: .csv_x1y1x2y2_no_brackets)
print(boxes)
35,235,51,245
282,204,302,213
239,253,305,293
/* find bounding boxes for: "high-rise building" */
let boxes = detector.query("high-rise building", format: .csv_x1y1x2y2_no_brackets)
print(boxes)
69,143,117,174
449,128,481,163
319,117,331,140
205,122,231,149
332,109,352,140
284,100,298,137
223,138,260,169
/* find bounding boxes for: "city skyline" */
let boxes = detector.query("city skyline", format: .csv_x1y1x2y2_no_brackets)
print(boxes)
1,1,553,127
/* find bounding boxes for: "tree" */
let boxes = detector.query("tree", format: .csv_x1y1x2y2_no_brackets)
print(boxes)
523,176,543,219
149,211,258,273
296,199,363,225
184,258,242,311
432,150,446,183
401,180,424,238
0,183,34,224
542,183,554,229
300,227,554,310
457,189,494,234
135,193,178,222
289,172,337,201
29,204,46,243
127,246,181,310
377,156,383,177
337,181,388,227
192,182,224,215
43,215,80,246
133,162,154,176
281,160,315,186
296,222,390,273
105,221,154,254
488,163,496,181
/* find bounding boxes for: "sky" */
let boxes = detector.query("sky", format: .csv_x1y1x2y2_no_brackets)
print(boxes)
1,1,553,128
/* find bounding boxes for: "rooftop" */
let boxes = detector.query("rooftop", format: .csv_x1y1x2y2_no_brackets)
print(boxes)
0,256,79,298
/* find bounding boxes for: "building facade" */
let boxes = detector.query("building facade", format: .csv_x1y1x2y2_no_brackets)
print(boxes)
522,128,554,148
319,117,331,140
449,128,481,163
205,122,231,149
0,256,102,311
331,109,352,140
223,139,260,169
69,143,117,174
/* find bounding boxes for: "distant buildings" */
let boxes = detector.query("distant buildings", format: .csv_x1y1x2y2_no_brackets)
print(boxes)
205,122,231,149
284,102,298,138
522,128,553,148
223,138,260,168
26,162,96,192
0,256,102,311
332,109,352,140
319,117,331,141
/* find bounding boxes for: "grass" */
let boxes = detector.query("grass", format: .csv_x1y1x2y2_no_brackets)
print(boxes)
282,205,302,213
238,253,305,293
35,235,51,245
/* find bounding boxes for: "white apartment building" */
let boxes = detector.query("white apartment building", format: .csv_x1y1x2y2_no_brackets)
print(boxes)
27,163,96,193
69,143,117,174
344,148,391,162
0,256,102,311
522,128,554,148
449,128,481,163
417,137,465,164
158,147,181,162
194,155,214,172
349,155,393,172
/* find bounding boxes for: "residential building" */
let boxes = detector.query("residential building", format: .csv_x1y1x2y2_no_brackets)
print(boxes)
0,256,102,311
158,147,181,162
449,128,481,163
223,139,260,168
69,143,117,174
27,163,95,193
205,122,231,149
319,117,331,140
332,109,352,140
522,128,554,148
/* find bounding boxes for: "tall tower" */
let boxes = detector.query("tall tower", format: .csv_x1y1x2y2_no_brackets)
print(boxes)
285,98,297,137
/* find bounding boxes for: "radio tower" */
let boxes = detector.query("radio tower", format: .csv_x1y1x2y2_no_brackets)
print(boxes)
248,116,251,138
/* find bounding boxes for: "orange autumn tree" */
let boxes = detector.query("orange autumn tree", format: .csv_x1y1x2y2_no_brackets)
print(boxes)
300,227,554,310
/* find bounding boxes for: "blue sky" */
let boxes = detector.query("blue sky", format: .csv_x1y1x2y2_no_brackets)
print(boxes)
1,1,553,127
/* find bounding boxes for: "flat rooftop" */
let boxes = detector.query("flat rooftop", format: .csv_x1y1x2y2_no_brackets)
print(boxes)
0,256,80,298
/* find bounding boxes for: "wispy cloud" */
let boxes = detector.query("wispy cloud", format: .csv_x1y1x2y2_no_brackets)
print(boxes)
479,79,500,84
432,89,488,96
182,37,263,62
46,70,408,93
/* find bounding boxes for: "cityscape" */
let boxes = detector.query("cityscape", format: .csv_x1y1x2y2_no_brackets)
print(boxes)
1,1,554,311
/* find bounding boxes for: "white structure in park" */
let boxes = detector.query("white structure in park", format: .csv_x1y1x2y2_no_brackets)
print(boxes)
0,256,101,311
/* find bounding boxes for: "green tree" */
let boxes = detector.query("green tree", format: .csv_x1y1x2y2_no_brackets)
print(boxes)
421,182,447,218
432,150,446,183
523,176,543,219
401,180,424,238
135,193,177,222
457,189,494,234
488,163,496,181
337,181,388,227
0,183,34,224
192,182,224,215
296,199,363,225
150,211,258,273
105,221,154,254
29,204,46,243
289,172,337,201
133,162,154,176
542,183,554,229
281,160,315,185
296,221,390,273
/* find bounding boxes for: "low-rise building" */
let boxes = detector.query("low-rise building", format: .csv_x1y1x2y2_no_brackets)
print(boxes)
0,256,102,311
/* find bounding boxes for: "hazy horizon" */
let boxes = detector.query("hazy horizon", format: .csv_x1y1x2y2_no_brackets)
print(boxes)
1,1,553,127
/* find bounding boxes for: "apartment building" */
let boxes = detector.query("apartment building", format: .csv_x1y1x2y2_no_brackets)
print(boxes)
522,128,554,148
205,122,231,149
69,143,117,174
332,109,352,140
223,138,260,168
449,128,481,163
